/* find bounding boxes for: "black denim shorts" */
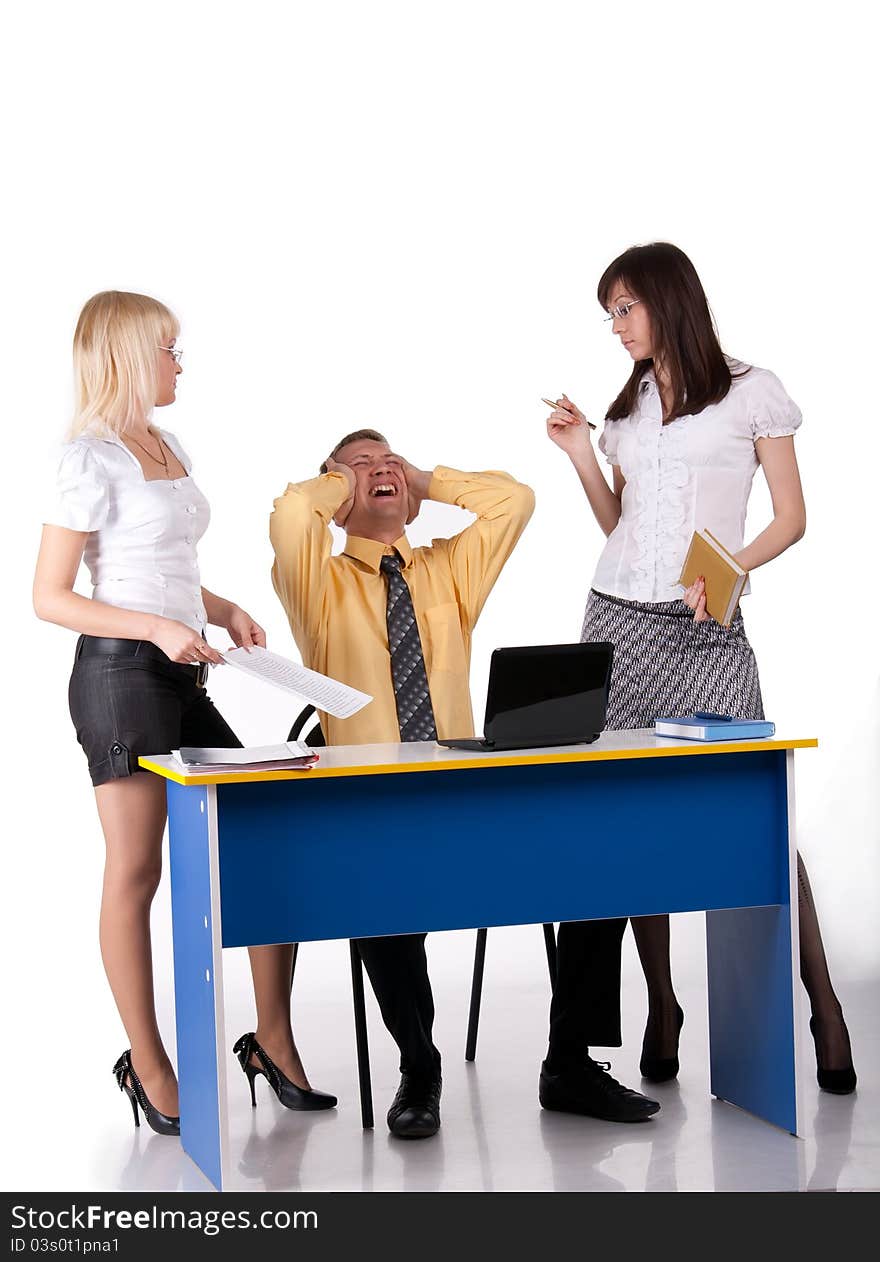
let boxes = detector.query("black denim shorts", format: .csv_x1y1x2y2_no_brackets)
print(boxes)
68,636,242,787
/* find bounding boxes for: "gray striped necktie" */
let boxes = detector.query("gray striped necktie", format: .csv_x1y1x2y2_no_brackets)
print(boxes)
380,552,437,742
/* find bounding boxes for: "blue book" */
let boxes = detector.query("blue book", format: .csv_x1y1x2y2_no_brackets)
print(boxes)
654,712,776,741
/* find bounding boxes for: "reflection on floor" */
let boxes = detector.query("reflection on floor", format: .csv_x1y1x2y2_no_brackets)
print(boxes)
9,924,878,1192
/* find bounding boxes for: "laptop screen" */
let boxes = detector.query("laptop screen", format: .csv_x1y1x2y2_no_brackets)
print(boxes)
484,643,613,746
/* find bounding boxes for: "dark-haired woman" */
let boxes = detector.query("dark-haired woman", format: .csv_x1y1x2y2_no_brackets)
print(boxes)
545,242,856,1095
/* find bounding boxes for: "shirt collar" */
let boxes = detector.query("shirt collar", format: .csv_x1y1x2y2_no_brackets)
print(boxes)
92,426,171,453
343,534,413,573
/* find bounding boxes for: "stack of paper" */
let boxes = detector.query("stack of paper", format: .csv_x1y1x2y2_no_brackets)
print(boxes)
171,743,319,773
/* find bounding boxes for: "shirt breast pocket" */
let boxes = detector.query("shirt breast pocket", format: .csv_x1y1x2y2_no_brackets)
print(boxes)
423,602,466,674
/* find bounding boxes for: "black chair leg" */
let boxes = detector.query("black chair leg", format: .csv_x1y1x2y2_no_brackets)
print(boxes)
349,940,374,1129
542,923,557,990
465,927,488,1062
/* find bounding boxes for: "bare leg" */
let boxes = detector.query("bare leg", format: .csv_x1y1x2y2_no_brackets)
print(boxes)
96,773,178,1117
247,944,312,1090
630,915,684,1062
797,852,853,1071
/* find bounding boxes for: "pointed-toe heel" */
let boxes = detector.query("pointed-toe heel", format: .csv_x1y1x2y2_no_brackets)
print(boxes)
112,1050,180,1136
809,1017,857,1095
639,1004,685,1083
232,1033,337,1111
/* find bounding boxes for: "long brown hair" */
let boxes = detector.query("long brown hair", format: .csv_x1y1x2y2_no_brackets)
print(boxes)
598,243,745,422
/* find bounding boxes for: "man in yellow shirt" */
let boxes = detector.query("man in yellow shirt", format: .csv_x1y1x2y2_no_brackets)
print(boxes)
270,429,533,1138
271,435,534,748
270,430,658,1137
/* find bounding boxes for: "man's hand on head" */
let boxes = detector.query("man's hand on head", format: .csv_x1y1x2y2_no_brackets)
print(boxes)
399,459,432,525
324,457,356,527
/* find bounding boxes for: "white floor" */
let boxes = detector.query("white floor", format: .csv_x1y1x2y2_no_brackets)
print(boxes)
5,918,877,1193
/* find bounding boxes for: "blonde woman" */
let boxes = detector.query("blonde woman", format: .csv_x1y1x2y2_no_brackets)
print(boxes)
34,291,336,1134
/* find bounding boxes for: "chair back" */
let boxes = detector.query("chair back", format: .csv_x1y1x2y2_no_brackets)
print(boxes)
288,703,326,748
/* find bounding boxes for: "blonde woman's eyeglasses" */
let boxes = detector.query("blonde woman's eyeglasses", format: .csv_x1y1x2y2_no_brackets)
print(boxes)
158,345,184,364
604,299,641,322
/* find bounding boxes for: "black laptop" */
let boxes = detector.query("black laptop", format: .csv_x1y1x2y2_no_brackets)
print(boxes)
438,642,613,752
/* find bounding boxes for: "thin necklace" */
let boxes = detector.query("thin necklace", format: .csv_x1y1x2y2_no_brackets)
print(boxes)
128,430,170,474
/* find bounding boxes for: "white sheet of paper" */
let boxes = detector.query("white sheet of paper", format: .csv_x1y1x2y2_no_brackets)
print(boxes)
220,646,372,719
173,742,313,767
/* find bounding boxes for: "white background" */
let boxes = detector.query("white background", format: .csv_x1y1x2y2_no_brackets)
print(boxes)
1,0,878,1190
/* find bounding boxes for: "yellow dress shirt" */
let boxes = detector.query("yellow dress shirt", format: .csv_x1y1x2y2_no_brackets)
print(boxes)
270,466,535,746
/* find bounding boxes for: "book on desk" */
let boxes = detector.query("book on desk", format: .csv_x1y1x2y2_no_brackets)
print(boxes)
654,713,775,742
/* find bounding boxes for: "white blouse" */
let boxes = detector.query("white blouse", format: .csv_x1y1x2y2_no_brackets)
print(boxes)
591,362,802,604
44,428,210,633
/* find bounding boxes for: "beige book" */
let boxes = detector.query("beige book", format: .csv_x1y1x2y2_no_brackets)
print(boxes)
679,529,747,627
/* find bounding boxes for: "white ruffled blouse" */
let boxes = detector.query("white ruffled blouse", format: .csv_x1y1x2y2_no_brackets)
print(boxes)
592,362,802,603
43,428,210,633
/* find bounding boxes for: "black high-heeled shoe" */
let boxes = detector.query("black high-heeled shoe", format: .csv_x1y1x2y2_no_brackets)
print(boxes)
112,1050,180,1136
232,1033,337,1111
639,1004,685,1083
810,1017,857,1095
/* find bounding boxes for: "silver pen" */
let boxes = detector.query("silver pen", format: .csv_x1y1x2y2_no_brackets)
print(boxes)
541,396,597,430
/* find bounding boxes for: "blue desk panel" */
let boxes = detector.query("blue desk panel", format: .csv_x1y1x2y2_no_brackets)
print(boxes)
167,783,224,1191
216,751,789,947
706,905,799,1129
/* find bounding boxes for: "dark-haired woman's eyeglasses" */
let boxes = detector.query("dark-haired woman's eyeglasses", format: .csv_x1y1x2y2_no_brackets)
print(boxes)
604,299,641,322
158,345,184,364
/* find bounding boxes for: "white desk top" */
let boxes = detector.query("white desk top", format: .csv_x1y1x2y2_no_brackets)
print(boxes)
139,728,818,786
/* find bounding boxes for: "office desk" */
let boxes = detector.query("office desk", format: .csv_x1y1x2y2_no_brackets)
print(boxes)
141,730,816,1192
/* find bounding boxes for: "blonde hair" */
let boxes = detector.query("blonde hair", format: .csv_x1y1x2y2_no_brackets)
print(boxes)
70,290,180,438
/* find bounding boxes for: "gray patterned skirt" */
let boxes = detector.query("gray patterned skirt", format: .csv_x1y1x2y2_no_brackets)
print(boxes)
581,589,764,729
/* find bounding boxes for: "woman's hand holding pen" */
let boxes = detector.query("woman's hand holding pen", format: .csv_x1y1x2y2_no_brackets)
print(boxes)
544,394,595,454
543,393,621,534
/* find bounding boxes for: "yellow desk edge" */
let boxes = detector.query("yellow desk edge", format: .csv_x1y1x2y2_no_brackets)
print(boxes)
139,737,819,787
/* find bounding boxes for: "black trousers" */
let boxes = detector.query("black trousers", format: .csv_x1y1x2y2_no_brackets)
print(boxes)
355,916,626,1079
355,933,441,1079
546,917,628,1069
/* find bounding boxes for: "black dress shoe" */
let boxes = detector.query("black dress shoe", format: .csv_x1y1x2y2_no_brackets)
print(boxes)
539,1058,660,1122
387,1072,442,1139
